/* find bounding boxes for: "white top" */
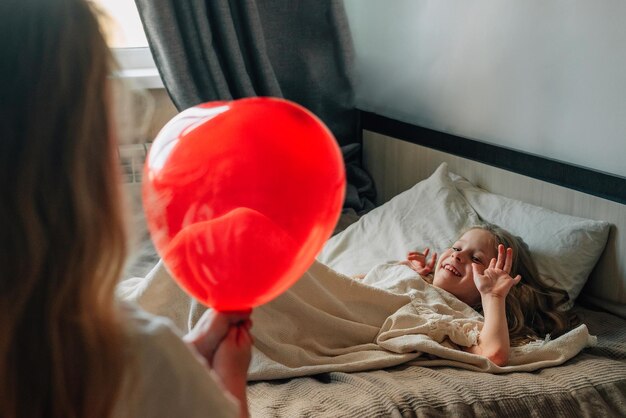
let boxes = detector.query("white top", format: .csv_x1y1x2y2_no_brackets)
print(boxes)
113,302,239,418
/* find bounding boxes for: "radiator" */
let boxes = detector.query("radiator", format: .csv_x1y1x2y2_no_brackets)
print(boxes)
119,143,151,184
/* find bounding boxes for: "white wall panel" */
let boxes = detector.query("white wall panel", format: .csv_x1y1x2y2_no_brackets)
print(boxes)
344,0,626,177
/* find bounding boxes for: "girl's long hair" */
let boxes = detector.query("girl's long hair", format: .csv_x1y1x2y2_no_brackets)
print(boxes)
472,224,577,346
0,0,129,417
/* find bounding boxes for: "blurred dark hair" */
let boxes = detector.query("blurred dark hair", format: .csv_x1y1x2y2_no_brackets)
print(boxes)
0,1,129,417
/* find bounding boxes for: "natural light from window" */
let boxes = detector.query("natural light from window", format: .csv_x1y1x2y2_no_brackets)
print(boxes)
92,0,148,48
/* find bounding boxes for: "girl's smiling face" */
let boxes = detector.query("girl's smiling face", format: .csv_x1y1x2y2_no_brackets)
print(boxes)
433,228,498,306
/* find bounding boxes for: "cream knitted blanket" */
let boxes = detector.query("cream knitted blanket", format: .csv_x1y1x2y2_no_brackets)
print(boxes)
118,260,595,381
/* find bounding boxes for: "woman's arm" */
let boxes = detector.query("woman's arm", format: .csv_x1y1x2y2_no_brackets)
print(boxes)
212,324,252,418
184,310,252,418
464,245,521,366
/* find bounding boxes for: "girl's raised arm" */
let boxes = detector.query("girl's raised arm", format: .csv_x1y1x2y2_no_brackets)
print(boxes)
463,245,521,366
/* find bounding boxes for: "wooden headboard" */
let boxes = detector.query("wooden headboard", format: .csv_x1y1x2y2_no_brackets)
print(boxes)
360,112,626,318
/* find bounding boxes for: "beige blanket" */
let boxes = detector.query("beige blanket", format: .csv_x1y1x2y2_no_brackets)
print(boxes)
118,260,595,381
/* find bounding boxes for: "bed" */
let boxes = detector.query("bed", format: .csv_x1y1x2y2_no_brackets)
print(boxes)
120,112,626,417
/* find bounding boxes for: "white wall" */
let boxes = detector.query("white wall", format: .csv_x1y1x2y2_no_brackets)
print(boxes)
344,0,626,178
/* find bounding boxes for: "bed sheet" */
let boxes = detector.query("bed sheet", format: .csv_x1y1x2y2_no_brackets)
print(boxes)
248,306,626,417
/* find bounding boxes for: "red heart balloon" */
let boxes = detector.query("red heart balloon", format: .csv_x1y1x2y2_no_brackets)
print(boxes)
143,97,345,311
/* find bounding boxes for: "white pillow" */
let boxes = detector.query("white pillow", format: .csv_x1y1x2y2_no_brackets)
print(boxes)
451,172,610,307
318,164,480,276
318,163,610,307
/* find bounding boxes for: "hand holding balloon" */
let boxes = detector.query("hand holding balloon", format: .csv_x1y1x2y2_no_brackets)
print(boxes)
143,97,345,311
183,309,252,366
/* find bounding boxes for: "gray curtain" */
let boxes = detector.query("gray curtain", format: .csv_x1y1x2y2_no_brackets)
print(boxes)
135,0,374,212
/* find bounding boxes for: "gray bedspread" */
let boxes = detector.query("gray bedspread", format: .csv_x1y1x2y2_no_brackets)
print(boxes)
248,306,626,417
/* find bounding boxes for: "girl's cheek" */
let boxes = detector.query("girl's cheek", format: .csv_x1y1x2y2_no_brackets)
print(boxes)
472,264,486,277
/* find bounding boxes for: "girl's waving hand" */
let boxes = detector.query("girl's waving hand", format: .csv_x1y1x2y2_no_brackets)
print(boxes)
402,248,438,276
472,244,522,299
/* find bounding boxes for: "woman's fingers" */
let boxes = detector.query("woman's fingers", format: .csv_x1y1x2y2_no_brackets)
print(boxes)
215,310,252,326
241,319,253,331
235,324,251,344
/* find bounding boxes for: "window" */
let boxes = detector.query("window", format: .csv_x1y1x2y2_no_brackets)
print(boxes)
93,0,162,88
93,0,147,48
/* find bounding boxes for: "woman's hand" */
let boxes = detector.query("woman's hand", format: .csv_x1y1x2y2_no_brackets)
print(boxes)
472,244,521,299
399,248,437,276
184,309,252,366
212,323,253,383
211,321,253,418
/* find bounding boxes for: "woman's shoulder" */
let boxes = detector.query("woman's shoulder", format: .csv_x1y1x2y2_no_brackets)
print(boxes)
120,300,185,342
115,301,239,418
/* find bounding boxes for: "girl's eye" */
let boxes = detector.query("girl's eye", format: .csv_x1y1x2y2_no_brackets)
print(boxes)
472,256,483,264
452,247,461,252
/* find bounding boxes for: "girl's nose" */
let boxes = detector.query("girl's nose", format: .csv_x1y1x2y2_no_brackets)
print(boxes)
453,251,466,262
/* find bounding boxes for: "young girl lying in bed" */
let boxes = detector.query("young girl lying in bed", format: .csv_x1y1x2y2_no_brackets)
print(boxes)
392,224,574,366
